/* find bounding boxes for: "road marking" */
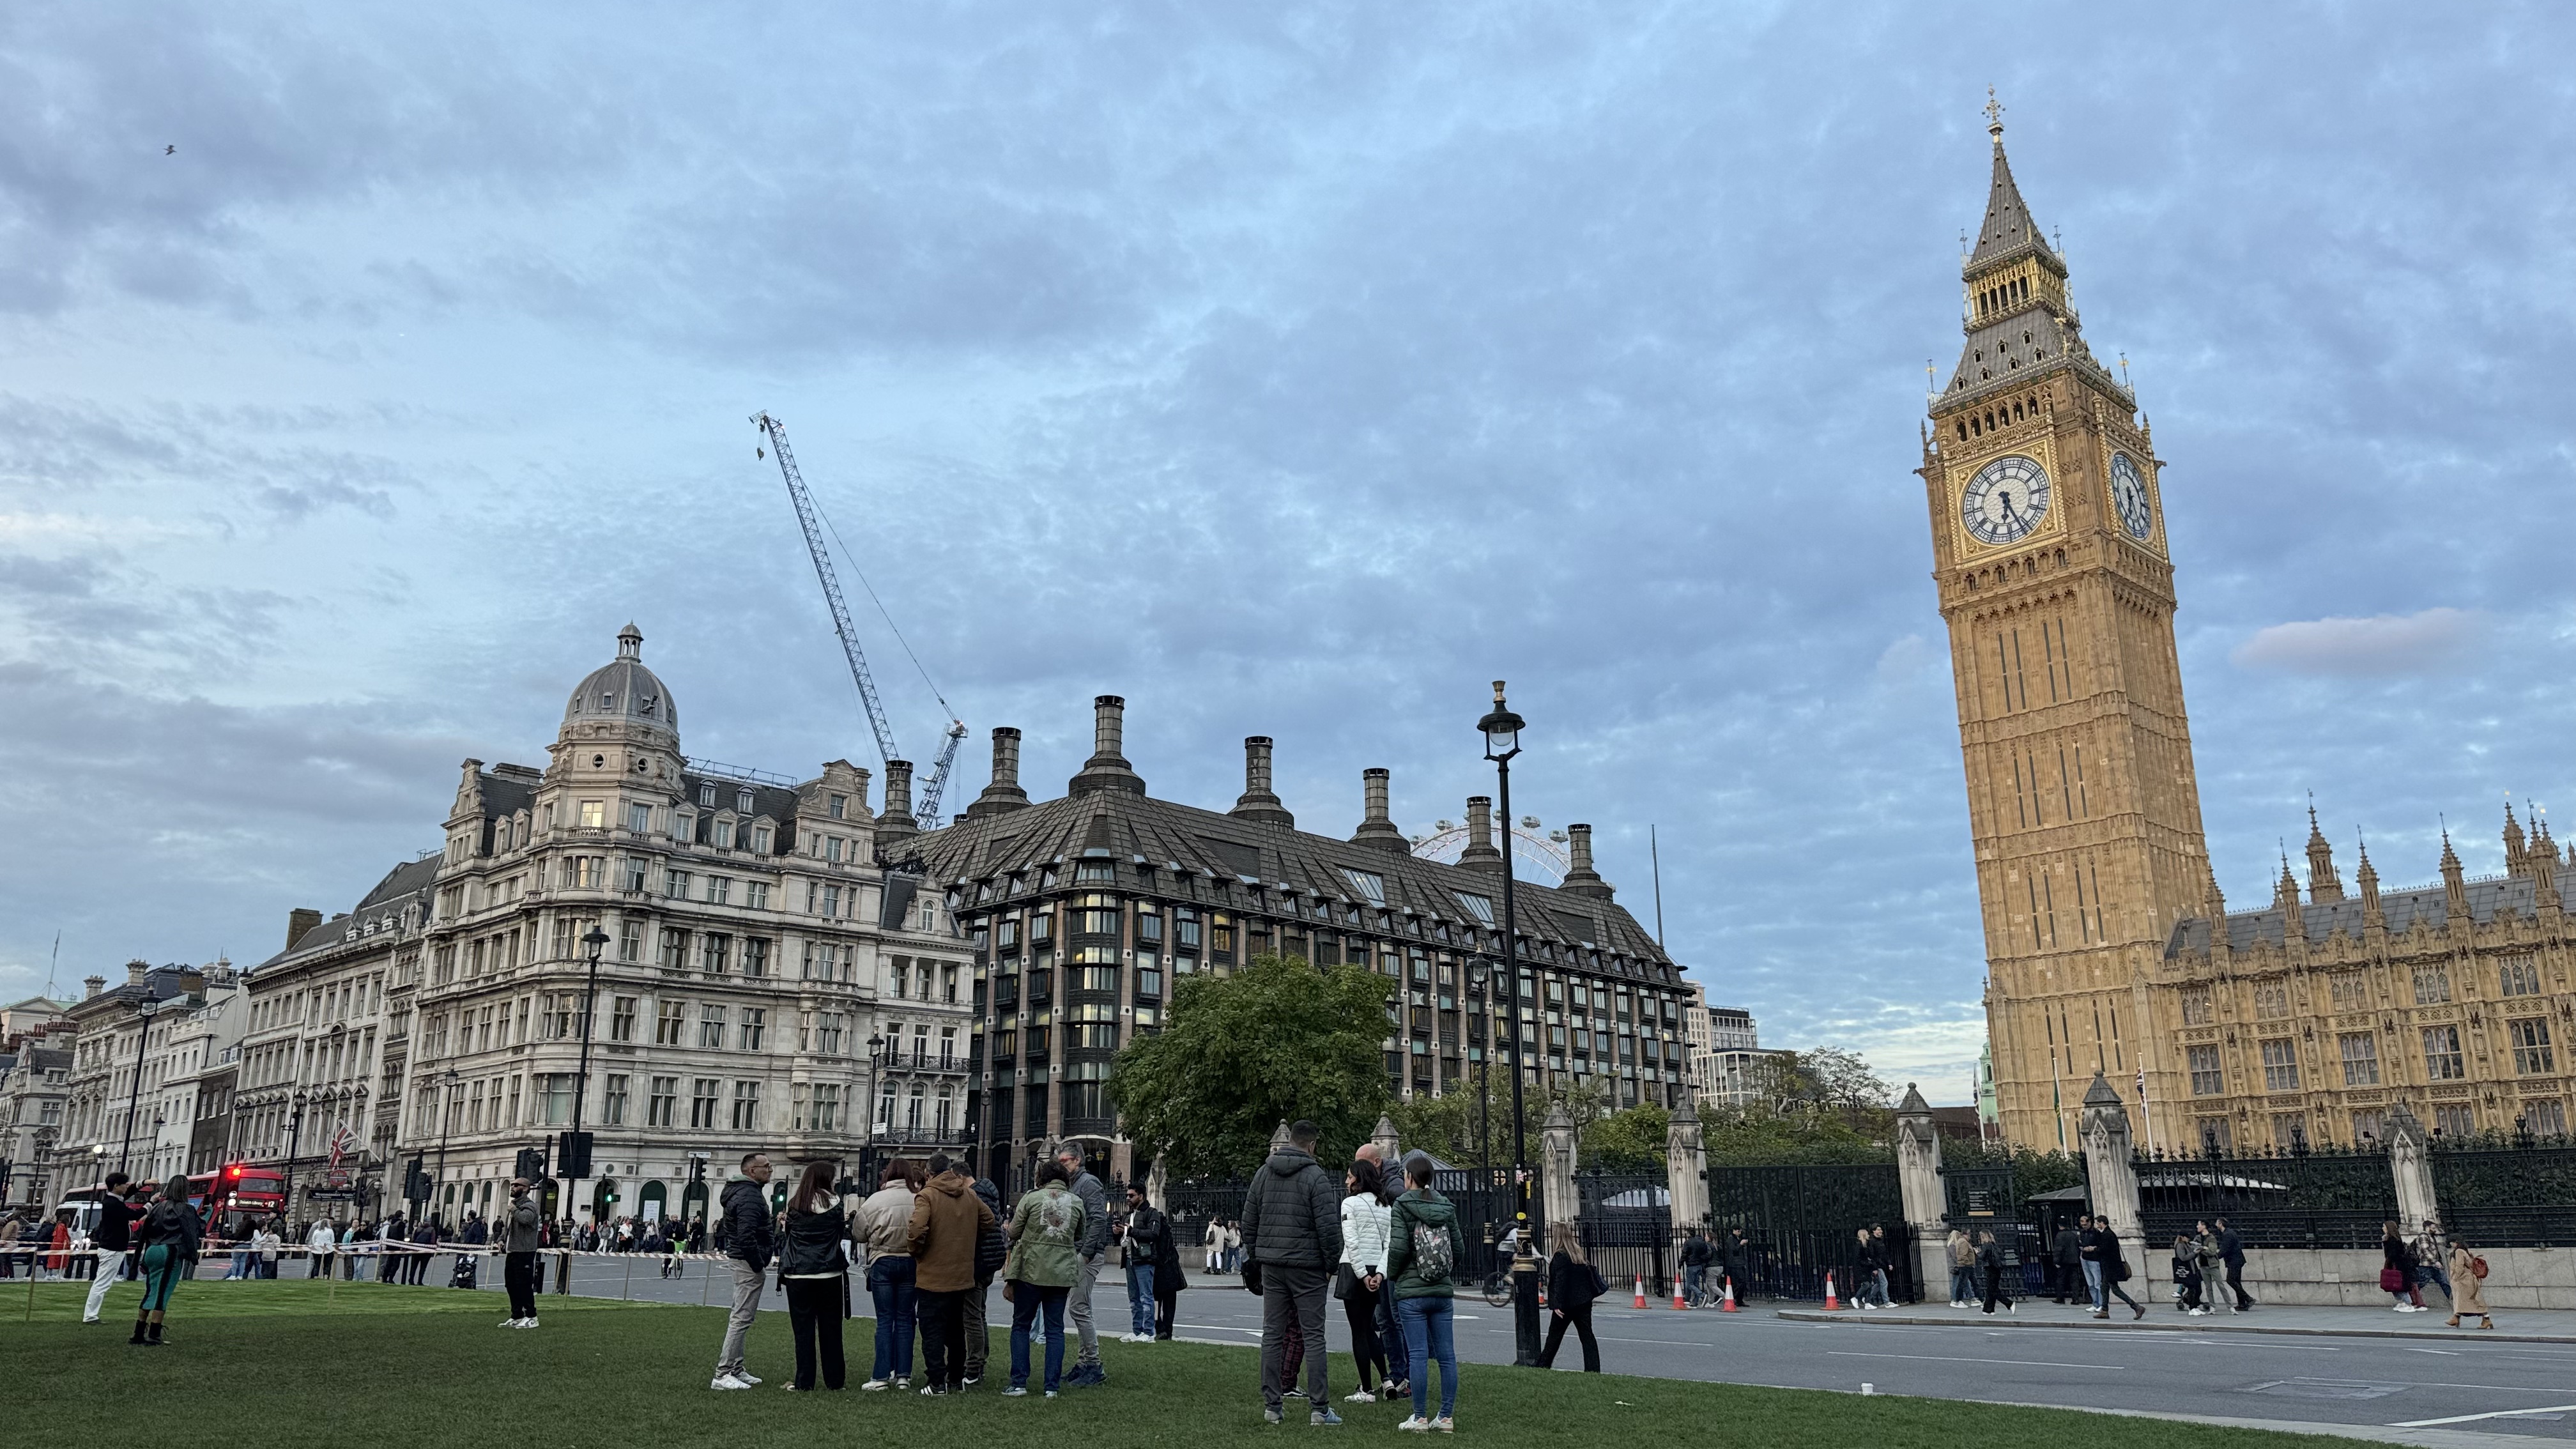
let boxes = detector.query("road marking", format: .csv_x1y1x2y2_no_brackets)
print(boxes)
2388,1404,2576,1428
2395,1347,2462,1356
1828,1351,2125,1371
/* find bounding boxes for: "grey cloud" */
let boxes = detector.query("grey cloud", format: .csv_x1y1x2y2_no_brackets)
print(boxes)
2230,608,2484,676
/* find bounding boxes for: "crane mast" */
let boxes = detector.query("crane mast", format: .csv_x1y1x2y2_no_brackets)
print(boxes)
753,411,901,770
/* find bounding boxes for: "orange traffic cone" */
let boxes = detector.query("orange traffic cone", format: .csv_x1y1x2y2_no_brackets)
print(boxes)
1633,1274,1646,1309
1672,1276,1687,1310
1824,1271,1840,1310
1721,1276,1739,1312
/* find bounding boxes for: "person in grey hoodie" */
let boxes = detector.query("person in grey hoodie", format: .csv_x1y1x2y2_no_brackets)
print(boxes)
499,1179,545,1329
1055,1144,1113,1389
1241,1121,1346,1425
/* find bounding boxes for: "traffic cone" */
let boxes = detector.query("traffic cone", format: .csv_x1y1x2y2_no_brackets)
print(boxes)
1721,1276,1739,1312
1672,1276,1687,1310
1633,1274,1646,1309
1824,1271,1839,1310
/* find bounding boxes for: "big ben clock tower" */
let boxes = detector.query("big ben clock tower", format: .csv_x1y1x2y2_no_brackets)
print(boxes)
1921,97,2216,1147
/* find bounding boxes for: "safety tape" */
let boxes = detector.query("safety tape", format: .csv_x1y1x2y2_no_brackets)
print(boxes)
13,1243,744,1263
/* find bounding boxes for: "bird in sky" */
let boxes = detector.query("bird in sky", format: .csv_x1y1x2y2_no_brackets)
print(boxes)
164,144,175,155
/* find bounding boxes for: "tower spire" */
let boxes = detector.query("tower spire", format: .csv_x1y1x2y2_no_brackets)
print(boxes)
2304,795,2343,901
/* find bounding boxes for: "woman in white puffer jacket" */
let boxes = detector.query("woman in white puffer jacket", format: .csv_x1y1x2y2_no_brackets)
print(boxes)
1338,1158,1395,1402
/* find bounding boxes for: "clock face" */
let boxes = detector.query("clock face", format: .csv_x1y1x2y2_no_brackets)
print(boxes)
1961,455,2051,546
2109,452,2152,539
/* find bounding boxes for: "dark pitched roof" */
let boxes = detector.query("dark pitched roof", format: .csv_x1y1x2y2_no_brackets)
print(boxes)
2164,866,2559,956
253,854,443,971
1967,139,2054,272
910,789,1675,972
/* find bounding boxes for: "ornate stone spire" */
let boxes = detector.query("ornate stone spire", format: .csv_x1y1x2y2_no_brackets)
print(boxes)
1968,89,2056,270
2441,827,2469,923
2356,832,2384,935
2504,797,2529,876
2305,799,2344,901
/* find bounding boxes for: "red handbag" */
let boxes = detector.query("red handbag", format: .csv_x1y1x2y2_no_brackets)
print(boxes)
2379,1266,2406,1292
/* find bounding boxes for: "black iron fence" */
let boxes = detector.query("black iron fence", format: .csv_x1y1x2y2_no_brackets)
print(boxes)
2430,1138,2576,1246
2135,1144,2393,1250
1161,1177,1251,1261
1706,1162,1910,1302
1574,1170,1670,1296
1431,1165,1538,1280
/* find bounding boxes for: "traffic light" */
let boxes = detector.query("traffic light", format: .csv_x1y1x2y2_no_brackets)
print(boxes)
512,1146,546,1181
688,1154,707,1185
558,1131,594,1180
403,1156,428,1202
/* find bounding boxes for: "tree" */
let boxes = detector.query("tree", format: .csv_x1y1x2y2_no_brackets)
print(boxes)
1580,1101,1669,1171
1744,1046,1894,1135
1108,954,1390,1179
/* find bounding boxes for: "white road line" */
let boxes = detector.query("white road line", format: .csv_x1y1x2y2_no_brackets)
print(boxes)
1828,1350,2126,1371
2395,1347,2462,1356
2388,1404,2576,1428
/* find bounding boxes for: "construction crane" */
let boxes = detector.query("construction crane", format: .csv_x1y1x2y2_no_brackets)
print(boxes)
753,411,969,827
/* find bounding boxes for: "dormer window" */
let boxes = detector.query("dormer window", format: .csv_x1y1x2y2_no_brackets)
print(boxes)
737,789,754,813
599,692,615,710
751,825,772,854
698,784,717,808
829,794,847,820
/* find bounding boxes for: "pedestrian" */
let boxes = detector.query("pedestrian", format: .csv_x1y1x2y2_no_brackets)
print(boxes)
1721,1227,1754,1308
1053,1144,1114,1390
378,1214,404,1283
1245,1119,1345,1425
2086,1215,2145,1320
857,1159,923,1392
710,1153,776,1390
1869,1224,1897,1306
2214,1216,2254,1310
1338,1160,1393,1400
2444,1238,2494,1331
2380,1220,2427,1312
79,1172,139,1324
2412,1218,2451,1312
1975,1228,2014,1315
1678,1228,1713,1307
1386,1153,1464,1432
307,1218,337,1279
339,1220,359,1280
778,1159,852,1393
2191,1221,2234,1315
407,1216,439,1285
500,1179,545,1329
254,1219,282,1279
128,1176,199,1347
1149,1188,1189,1341
2050,1218,2082,1304
1223,1219,1242,1274
908,1153,996,1395
2171,1232,2205,1314
965,1174,1010,1384
45,1210,70,1278
1002,1157,1086,1398
1120,1184,1168,1343
1206,1215,1226,1273
1945,1227,1975,1308
1536,1221,1603,1372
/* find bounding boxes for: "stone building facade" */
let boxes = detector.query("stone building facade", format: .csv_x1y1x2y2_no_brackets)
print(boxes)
1919,109,2575,1147
909,696,1692,1186
51,963,237,1199
246,625,974,1228
0,1007,73,1211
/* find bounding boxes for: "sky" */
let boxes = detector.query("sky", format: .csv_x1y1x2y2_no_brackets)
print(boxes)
4,3,2573,1103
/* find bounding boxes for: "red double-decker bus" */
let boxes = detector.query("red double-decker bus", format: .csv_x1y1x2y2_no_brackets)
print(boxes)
186,1163,289,1239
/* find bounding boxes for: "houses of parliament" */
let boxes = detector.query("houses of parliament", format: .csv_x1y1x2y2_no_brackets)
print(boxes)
1920,103,2574,1152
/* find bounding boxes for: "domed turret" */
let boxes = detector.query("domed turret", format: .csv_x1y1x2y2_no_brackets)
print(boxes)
564,624,678,741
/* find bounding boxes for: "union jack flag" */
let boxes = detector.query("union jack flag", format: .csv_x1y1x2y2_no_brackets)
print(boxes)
326,1124,362,1167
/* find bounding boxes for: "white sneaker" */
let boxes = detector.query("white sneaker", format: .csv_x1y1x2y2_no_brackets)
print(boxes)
500,1317,523,1328
861,1379,892,1392
1398,1417,1433,1433
737,1372,761,1384
520,1319,539,1329
1432,1418,1455,1434
710,1374,752,1390
1346,1389,1377,1403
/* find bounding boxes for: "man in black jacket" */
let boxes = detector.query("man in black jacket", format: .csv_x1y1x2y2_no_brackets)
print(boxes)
2050,1221,2083,1303
710,1152,775,1391
1678,1229,1713,1307
1720,1228,1753,1305
79,1174,139,1324
2214,1216,2253,1310
964,1177,1009,1385
1241,1121,1344,1424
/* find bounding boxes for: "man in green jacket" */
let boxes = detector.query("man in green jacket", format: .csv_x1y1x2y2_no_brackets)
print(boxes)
1241,1120,1344,1425
1383,1154,1464,1432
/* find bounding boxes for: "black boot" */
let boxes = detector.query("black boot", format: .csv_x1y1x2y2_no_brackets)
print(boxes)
146,1321,164,1345
129,1320,149,1345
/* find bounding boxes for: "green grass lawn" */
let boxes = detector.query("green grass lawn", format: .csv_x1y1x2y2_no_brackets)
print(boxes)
4,1278,2347,1448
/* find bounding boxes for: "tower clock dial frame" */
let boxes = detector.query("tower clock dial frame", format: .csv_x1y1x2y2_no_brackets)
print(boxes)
1946,437,2064,557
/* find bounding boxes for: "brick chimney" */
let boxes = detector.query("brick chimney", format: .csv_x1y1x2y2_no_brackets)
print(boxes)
1067,695,1146,796
1349,769,1409,855
287,907,323,949
1459,796,1503,875
1230,737,1294,827
84,974,105,1000
966,727,1031,820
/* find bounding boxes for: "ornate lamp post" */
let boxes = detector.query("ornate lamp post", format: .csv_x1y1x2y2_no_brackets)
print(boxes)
567,924,611,1192
1468,960,1494,1170
433,1066,461,1224
861,1032,887,1188
1476,680,1541,1367
114,997,163,1177
282,1086,311,1216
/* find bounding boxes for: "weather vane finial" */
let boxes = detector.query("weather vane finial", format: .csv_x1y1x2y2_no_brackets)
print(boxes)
1984,86,2005,142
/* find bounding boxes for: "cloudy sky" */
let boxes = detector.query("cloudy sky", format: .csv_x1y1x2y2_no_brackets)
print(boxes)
4,4,2572,1101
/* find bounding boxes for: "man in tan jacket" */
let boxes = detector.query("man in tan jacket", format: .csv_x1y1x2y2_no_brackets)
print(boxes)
908,1154,997,1395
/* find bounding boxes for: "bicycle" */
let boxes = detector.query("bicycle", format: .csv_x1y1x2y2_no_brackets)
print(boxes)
1480,1268,1514,1307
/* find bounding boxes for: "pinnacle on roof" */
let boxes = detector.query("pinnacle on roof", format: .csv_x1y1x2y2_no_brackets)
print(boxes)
1966,91,2058,276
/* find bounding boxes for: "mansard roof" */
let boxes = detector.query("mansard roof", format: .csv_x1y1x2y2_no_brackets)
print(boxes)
253,854,443,972
909,788,1677,979
2163,865,2564,956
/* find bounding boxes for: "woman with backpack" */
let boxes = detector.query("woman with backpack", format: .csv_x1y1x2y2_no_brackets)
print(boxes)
1535,1222,1603,1372
2445,1239,2494,1330
1384,1155,1466,1432
130,1177,200,1345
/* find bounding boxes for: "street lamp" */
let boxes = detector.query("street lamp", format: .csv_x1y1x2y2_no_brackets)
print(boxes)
433,1066,461,1226
115,997,162,1177
282,1087,310,1217
1468,960,1492,1170
567,923,611,1197
1476,679,1541,1368
861,1032,887,1188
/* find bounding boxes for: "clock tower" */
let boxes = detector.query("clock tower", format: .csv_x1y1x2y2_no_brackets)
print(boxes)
1920,99,2216,1147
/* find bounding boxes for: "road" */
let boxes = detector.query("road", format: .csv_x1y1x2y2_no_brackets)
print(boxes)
405,1255,2576,1442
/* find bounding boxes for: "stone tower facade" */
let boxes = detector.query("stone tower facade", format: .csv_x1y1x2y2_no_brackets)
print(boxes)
1919,102,2217,1147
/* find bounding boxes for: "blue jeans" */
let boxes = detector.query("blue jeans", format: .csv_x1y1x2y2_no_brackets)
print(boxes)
1009,1283,1070,1390
1396,1295,1457,1421
1948,1266,1976,1303
2082,1260,2104,1310
2416,1264,2451,1303
868,1254,917,1381
1127,1262,1156,1336
1683,1263,1706,1303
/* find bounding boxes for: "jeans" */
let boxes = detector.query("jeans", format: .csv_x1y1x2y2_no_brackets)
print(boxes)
1126,1262,1156,1337
1008,1282,1070,1390
867,1254,917,1381
1948,1266,1975,1303
1869,1268,1890,1307
785,1276,846,1390
227,1250,249,1280
717,1257,762,1376
963,1275,992,1379
504,1252,540,1321
2082,1259,2104,1310
1259,1263,1330,1408
1683,1263,1706,1303
916,1287,968,1391
2416,1263,2451,1305
1397,1295,1458,1420
1069,1250,1105,1367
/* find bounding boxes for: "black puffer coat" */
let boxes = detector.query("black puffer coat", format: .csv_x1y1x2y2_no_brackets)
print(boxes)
1239,1146,1342,1269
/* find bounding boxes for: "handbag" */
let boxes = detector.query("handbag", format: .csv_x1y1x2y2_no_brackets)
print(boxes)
2112,1260,2130,1282
2379,1266,2405,1292
1332,1264,1360,1301
2470,1255,2489,1280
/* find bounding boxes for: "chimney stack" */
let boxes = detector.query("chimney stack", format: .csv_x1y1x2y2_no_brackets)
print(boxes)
878,760,919,838
967,727,1031,820
126,959,148,988
1560,822,1615,900
84,974,105,1000
1068,694,1147,796
1349,768,1409,854
1230,737,1295,827
287,907,323,949
1459,796,1503,875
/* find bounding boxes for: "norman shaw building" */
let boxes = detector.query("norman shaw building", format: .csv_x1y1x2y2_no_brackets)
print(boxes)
910,694,1692,1187
1918,103,2575,1149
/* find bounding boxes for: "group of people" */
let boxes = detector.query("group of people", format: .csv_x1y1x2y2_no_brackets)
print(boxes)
13,1171,207,1344
1675,1225,1755,1307
2378,1218,2496,1328
1200,1216,1244,1273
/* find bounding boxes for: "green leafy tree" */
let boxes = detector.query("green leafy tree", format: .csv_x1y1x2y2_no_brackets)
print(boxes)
1580,1101,1670,1170
1108,953,1390,1178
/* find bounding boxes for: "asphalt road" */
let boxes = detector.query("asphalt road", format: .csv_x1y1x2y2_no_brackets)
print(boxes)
386,1255,2576,1441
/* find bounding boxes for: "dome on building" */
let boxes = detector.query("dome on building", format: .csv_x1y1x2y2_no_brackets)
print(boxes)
564,623,678,735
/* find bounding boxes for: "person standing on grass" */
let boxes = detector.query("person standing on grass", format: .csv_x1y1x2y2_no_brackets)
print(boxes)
1053,1144,1113,1390
128,1177,199,1346
1536,1221,1603,1372
1120,1184,1168,1344
2445,1238,2494,1330
79,1172,138,1324
1386,1154,1464,1433
709,1153,777,1389
910,1153,997,1396
1339,1159,1393,1400
778,1159,852,1393
965,1174,1010,1384
857,1159,924,1392
1975,1228,2014,1315
2412,1218,2451,1312
499,1180,545,1329
1245,1119,1345,1425
1002,1158,1085,1398
1148,1190,1188,1341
